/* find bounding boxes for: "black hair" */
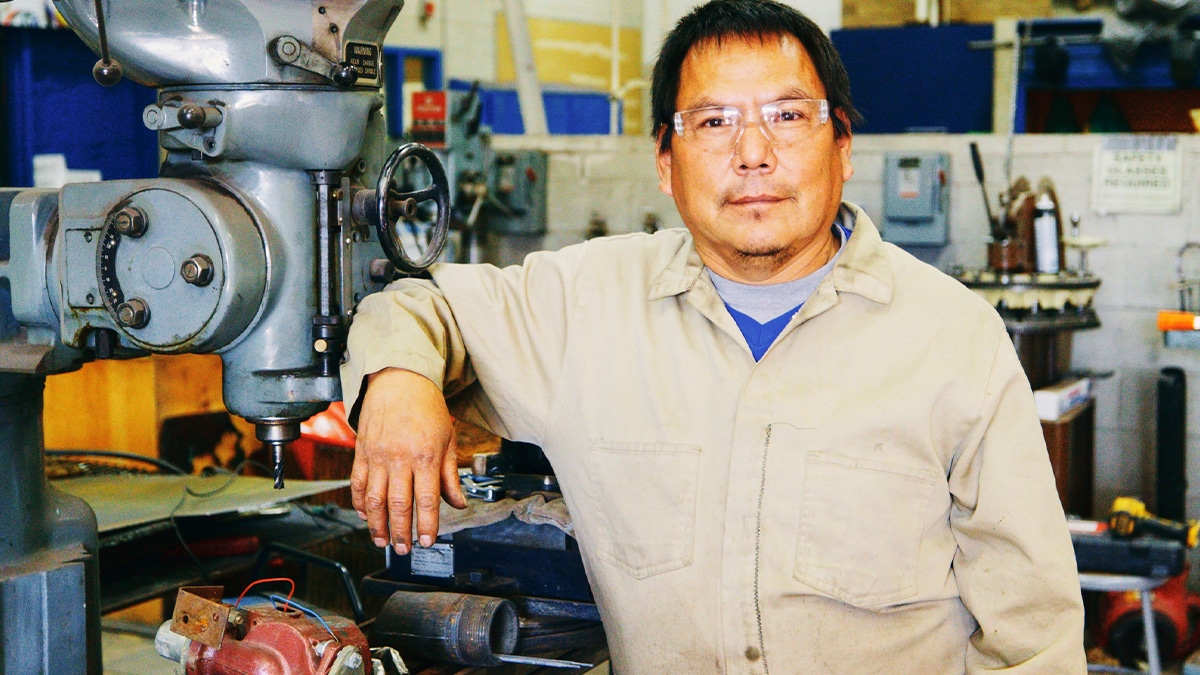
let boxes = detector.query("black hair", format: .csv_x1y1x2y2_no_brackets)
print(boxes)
650,0,863,152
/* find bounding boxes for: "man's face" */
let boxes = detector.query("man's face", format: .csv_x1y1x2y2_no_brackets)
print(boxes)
656,33,854,284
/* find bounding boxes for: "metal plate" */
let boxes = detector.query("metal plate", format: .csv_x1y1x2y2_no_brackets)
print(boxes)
171,586,229,649
410,543,455,578
53,474,349,533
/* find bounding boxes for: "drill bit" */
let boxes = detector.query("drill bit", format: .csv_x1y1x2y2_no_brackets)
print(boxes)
271,441,285,489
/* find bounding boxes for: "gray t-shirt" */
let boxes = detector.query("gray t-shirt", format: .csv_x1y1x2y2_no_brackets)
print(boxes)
709,215,851,323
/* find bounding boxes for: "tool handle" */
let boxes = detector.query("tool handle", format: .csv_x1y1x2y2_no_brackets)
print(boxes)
1139,517,1193,544
969,142,996,227
1112,510,1198,547
970,142,986,184
1158,310,1200,331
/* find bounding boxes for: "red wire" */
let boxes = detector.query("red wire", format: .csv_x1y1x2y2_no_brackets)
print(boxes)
234,577,295,611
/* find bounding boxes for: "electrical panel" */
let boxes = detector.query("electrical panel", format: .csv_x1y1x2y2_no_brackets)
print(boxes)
881,152,949,247
488,150,548,236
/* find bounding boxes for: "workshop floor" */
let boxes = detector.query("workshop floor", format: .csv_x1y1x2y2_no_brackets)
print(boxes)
102,629,174,675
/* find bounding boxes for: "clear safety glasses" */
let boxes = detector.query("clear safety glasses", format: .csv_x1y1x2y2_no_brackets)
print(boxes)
673,99,829,150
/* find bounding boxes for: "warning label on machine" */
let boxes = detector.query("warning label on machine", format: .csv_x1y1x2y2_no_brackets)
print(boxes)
345,42,380,84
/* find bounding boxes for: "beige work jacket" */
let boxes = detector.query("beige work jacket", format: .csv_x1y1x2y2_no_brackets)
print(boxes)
343,204,1086,674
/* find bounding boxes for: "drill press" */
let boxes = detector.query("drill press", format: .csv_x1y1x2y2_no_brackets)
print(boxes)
0,1,448,670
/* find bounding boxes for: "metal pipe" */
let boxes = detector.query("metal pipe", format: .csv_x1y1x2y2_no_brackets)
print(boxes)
1005,21,1026,193
610,0,621,136
502,0,548,135
371,591,519,667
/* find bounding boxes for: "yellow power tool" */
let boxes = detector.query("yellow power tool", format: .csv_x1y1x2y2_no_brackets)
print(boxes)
1108,496,1200,548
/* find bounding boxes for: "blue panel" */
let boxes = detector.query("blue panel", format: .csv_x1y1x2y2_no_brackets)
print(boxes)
477,87,526,134
449,79,613,135
1014,19,1200,132
0,27,158,187
382,47,444,138
831,24,995,134
1022,18,1200,90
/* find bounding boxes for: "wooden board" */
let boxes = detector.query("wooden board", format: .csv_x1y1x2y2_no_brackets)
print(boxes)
943,0,1053,23
44,358,160,455
1041,398,1095,518
44,354,224,456
841,0,917,28
842,0,1053,28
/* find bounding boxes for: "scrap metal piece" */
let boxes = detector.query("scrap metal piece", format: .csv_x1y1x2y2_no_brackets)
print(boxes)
371,646,410,675
170,586,230,649
496,653,593,669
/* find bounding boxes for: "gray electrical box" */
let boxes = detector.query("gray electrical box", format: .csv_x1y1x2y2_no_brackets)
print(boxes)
488,150,548,236
881,152,949,247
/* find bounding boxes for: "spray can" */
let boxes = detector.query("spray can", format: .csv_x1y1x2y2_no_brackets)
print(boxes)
1033,193,1060,274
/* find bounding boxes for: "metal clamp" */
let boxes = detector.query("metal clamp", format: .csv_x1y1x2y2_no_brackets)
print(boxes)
460,473,505,502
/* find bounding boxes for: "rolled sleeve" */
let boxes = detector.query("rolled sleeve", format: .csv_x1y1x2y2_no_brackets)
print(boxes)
341,277,468,426
341,242,586,439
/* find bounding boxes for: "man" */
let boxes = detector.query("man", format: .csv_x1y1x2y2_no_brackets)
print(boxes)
342,0,1086,672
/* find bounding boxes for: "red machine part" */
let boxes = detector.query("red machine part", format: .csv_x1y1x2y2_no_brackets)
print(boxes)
185,605,369,675
290,401,356,479
1098,571,1200,665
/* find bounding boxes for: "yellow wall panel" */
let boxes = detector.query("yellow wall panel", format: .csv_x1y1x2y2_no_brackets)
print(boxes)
496,15,642,135
842,0,1053,27
943,0,1052,23
841,0,916,28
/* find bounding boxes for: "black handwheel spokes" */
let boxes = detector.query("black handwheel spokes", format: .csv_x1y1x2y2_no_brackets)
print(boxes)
376,143,450,275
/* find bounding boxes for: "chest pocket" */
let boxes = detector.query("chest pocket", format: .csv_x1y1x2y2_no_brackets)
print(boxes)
586,441,701,579
794,451,939,609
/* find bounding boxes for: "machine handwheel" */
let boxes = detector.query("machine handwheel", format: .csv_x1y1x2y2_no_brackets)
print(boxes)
375,142,450,275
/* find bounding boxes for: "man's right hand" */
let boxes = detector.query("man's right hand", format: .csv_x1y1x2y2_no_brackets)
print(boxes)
351,368,467,555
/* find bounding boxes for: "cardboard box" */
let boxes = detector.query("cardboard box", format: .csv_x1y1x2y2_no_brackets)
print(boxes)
1035,378,1092,421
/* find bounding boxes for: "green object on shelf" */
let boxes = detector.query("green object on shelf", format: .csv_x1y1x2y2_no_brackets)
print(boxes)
1088,94,1131,133
1045,94,1080,133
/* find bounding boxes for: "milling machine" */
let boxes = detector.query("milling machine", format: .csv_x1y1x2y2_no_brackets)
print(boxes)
0,1,449,671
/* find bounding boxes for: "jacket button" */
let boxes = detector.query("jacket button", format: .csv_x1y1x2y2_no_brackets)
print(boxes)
745,646,762,662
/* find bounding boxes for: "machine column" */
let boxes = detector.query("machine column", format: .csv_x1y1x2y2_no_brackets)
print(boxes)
0,373,101,675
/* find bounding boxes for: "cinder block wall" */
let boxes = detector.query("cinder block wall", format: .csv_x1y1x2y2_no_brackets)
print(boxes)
498,132,1200,520
492,135,680,248
848,134,1200,520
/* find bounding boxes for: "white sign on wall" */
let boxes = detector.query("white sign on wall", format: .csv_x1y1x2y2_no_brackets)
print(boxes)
1092,135,1181,215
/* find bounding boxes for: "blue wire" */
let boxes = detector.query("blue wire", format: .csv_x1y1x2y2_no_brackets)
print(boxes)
267,594,336,638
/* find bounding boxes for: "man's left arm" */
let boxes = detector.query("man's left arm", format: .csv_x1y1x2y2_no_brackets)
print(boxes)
949,340,1087,674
